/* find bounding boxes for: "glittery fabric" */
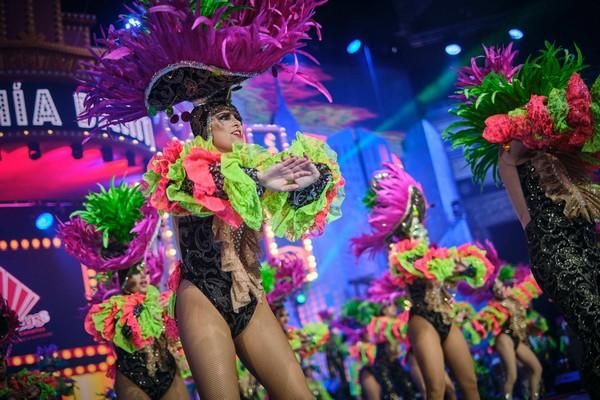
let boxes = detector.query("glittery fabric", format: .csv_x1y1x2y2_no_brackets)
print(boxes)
288,164,332,208
408,280,452,342
361,362,417,400
178,215,258,337
518,161,600,395
115,337,176,400
501,299,527,346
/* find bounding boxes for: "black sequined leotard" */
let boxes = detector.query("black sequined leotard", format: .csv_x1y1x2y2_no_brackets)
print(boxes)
177,164,332,337
518,161,600,395
408,280,452,343
178,215,258,337
115,338,177,400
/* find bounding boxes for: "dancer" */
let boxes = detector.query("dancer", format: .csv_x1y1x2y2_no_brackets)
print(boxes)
367,272,457,400
78,2,343,399
59,182,187,400
340,298,416,400
445,42,600,394
353,162,493,399
462,258,544,399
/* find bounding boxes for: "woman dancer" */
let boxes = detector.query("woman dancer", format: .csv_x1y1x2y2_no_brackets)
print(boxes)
445,43,600,394
59,182,187,400
353,162,492,399
78,3,343,398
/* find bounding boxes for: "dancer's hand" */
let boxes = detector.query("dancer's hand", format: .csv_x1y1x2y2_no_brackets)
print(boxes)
257,157,309,192
291,157,321,190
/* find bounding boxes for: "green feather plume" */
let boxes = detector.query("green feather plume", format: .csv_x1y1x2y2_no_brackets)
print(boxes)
497,264,516,283
72,180,145,248
341,299,380,326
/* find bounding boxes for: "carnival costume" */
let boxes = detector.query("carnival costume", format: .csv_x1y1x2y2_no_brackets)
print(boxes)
353,162,493,342
445,43,600,392
77,0,342,342
59,182,181,400
341,296,416,400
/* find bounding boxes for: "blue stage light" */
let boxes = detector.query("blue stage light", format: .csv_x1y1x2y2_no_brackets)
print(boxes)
346,39,362,54
445,44,462,56
295,292,306,304
508,28,524,40
125,17,141,29
35,213,54,230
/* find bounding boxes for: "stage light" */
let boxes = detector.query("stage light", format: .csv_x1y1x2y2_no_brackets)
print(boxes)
445,44,462,56
346,39,362,54
295,292,306,304
28,142,41,160
125,17,141,29
508,28,524,40
101,145,113,162
70,143,83,159
35,213,54,230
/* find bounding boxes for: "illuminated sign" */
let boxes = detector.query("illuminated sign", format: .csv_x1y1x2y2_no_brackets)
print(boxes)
0,82,155,148
0,266,51,334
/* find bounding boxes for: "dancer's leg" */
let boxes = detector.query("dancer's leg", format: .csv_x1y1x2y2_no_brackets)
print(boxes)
495,333,518,398
408,352,426,396
409,315,446,400
161,373,189,400
234,297,311,400
114,372,151,400
516,343,542,399
442,324,479,400
444,372,457,400
176,279,240,400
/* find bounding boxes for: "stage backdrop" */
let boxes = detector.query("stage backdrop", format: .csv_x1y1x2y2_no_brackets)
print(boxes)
0,205,112,388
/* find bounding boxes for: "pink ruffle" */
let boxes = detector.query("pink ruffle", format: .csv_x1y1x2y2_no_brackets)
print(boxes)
182,148,243,227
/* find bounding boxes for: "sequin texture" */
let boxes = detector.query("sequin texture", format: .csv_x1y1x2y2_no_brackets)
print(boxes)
518,161,600,395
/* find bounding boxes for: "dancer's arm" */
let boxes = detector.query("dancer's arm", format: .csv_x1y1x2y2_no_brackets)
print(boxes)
498,140,532,228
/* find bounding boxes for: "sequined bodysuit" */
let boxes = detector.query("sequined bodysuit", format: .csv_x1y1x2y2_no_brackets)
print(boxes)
115,338,177,400
408,280,452,342
518,161,600,394
177,164,332,337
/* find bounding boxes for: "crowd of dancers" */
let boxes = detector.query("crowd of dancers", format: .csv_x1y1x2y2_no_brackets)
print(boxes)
1,0,600,399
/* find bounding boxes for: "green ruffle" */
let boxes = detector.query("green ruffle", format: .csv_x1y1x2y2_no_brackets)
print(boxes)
143,169,161,197
427,255,457,282
462,322,482,345
163,137,219,216
262,134,343,240
222,143,272,230
91,286,166,353
393,241,428,278
458,255,489,288
113,286,164,353
90,296,125,339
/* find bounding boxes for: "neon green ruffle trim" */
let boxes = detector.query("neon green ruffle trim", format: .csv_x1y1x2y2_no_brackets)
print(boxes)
222,143,273,230
262,133,344,240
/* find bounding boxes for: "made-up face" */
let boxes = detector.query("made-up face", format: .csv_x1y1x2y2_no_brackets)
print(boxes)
492,280,506,299
382,303,397,317
209,106,244,153
276,307,289,330
123,270,149,295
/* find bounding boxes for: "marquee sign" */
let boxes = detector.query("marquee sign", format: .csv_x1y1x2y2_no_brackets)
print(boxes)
0,81,156,148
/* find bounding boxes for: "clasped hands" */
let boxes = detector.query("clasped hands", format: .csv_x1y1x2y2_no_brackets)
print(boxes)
256,156,320,192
